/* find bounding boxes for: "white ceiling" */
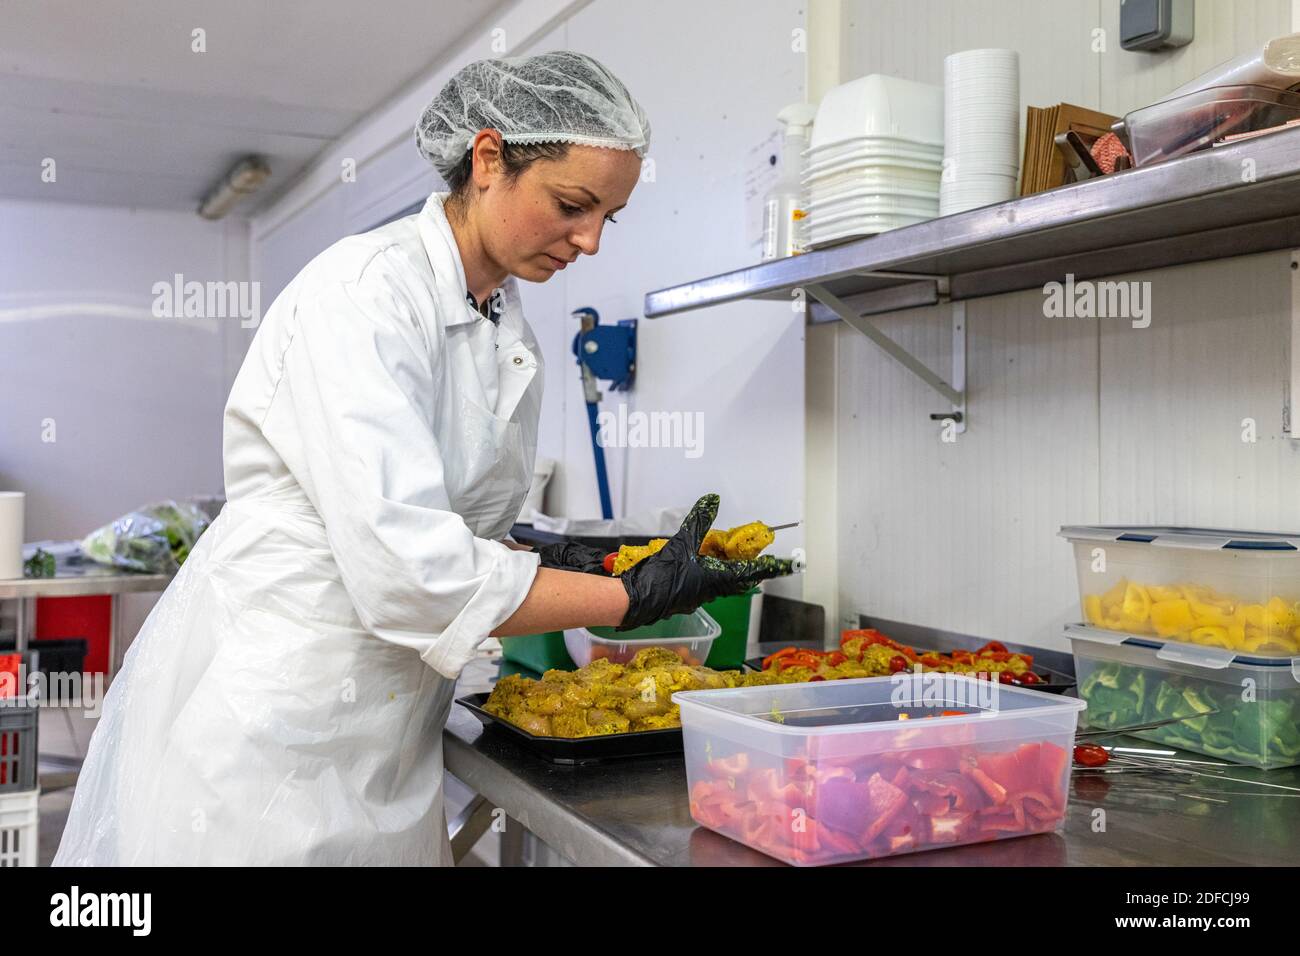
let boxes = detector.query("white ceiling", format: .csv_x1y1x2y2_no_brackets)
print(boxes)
0,0,505,213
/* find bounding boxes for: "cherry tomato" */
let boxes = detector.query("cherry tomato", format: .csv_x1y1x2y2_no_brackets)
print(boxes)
888,655,909,673
602,552,618,574
998,671,1015,684
1017,671,1042,685
1074,744,1110,767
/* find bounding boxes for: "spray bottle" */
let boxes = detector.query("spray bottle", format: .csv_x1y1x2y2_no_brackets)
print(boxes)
761,102,818,261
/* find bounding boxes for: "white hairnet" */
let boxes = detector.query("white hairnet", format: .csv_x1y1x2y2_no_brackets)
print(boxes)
414,51,651,179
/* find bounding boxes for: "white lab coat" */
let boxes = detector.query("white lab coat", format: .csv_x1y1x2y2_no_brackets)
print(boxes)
54,192,545,865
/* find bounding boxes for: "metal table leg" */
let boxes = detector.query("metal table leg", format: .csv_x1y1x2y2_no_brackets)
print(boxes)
448,794,495,864
14,596,34,653
499,814,526,867
108,594,121,682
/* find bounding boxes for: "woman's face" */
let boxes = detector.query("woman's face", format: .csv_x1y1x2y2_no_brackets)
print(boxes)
470,135,643,282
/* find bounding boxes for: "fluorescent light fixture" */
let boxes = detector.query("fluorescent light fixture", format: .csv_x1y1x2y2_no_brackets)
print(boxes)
197,156,271,219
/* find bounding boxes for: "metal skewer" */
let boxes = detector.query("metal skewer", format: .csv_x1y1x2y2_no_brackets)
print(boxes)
1075,710,1221,740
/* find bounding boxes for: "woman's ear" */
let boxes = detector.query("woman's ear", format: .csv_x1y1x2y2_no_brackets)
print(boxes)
469,130,505,189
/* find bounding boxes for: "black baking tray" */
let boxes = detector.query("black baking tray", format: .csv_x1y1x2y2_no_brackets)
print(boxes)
456,692,686,765
742,654,1076,694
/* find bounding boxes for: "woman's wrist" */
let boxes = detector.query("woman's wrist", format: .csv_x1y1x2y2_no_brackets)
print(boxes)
604,576,630,627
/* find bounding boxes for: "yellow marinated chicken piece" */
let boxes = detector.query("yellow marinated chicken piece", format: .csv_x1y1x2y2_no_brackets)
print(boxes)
611,521,777,575
699,529,729,559
611,538,669,575
722,521,775,560
484,645,767,738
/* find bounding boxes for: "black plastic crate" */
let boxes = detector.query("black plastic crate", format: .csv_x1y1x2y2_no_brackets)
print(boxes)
0,637,86,680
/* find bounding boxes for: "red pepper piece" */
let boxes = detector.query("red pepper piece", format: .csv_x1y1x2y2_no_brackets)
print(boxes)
927,811,974,843
911,790,950,816
860,772,910,843
899,747,962,772
761,647,800,670
962,763,1009,806
706,752,750,779
1038,742,1070,806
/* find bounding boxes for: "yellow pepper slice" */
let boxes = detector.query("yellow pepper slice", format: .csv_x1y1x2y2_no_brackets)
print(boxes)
1150,599,1195,637
1083,595,1105,626
1242,627,1300,654
1099,579,1128,615
1188,625,1232,649
1121,583,1152,624
1239,604,1266,629
1262,596,1296,634
1189,599,1231,628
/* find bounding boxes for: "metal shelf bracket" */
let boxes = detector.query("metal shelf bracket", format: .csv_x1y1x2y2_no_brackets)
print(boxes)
807,283,967,433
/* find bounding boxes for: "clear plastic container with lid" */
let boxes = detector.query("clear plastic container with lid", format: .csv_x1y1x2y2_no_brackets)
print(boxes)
1123,84,1300,166
1066,624,1300,770
674,674,1084,866
563,608,720,668
1059,525,1300,660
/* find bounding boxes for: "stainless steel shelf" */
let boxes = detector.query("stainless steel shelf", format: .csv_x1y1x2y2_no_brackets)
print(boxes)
644,126,1300,321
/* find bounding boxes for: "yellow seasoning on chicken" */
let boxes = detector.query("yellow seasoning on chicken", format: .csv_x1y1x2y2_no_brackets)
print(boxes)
611,521,777,575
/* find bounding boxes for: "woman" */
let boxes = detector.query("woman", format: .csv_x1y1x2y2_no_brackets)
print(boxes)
55,51,787,866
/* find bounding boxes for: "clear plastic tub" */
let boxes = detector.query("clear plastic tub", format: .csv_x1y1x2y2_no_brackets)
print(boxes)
674,674,1084,865
1066,624,1300,770
564,608,720,667
1060,525,1300,660
1124,83,1300,166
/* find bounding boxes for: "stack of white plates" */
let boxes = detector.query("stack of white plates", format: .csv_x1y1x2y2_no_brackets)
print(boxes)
941,49,1020,216
802,75,944,248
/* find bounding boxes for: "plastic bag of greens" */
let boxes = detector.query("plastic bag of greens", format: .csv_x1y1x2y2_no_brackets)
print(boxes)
80,500,210,574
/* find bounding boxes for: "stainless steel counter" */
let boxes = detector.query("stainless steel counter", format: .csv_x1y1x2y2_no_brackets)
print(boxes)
1,541,173,679
443,681,1300,867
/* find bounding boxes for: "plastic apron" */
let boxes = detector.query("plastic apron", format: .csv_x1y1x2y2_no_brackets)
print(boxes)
54,204,536,866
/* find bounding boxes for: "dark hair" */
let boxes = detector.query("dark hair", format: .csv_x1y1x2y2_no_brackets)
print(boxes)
444,138,570,219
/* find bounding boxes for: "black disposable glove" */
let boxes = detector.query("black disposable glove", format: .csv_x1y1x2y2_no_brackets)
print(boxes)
617,493,793,631
535,540,611,575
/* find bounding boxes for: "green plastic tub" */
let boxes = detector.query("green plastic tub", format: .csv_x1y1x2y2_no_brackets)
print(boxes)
501,631,575,674
700,588,759,669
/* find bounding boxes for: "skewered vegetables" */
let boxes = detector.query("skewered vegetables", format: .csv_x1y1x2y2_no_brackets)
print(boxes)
760,631,1042,684
610,521,777,576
